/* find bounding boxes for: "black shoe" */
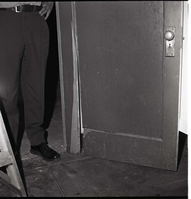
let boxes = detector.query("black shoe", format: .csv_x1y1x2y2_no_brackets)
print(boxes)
30,142,61,161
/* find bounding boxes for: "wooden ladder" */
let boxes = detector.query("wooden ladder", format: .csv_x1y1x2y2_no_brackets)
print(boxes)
0,111,27,197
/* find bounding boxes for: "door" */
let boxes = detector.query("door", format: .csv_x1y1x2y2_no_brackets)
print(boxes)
56,1,183,171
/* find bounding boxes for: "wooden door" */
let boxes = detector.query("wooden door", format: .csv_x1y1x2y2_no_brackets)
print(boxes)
56,1,183,171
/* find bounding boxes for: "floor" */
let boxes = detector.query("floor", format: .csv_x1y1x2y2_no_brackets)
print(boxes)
0,96,188,197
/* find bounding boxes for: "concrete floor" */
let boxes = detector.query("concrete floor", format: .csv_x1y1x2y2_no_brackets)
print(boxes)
0,96,188,197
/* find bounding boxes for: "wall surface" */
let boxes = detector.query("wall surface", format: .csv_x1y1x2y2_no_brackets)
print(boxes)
179,1,188,134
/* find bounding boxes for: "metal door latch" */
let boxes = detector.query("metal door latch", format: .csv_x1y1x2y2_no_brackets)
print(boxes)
164,27,175,57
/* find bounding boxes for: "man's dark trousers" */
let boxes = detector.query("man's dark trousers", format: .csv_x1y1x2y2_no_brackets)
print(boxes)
0,10,49,149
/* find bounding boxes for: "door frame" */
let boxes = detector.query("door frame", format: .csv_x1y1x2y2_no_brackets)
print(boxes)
55,1,81,154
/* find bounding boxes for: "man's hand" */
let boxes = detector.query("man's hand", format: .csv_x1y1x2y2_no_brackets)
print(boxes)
39,2,54,20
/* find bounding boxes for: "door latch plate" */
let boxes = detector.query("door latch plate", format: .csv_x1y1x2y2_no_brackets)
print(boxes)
165,27,175,57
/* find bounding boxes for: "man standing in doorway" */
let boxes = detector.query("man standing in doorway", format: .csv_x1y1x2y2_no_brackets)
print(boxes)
0,2,61,161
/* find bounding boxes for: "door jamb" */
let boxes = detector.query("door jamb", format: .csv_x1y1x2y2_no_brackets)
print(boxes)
55,2,81,154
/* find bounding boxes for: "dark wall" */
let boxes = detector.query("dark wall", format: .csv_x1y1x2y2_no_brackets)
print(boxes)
45,4,60,99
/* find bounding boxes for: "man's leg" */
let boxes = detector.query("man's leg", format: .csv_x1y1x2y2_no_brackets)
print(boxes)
21,12,60,161
0,11,24,151
21,12,48,146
